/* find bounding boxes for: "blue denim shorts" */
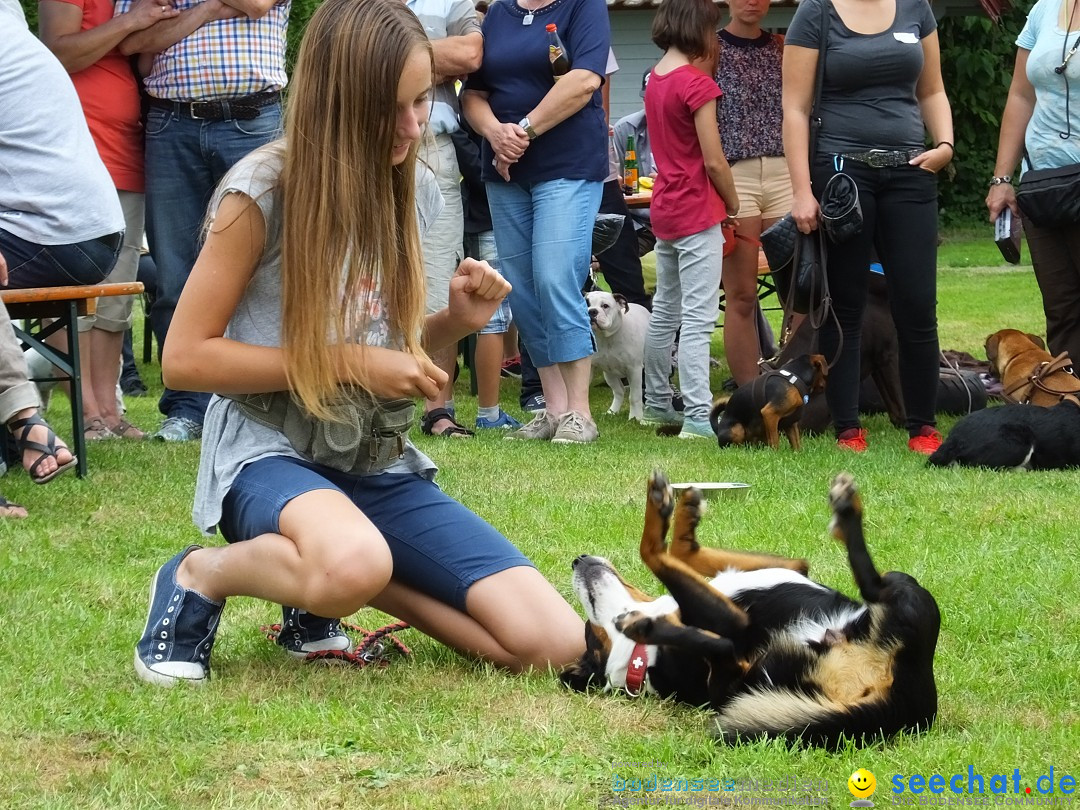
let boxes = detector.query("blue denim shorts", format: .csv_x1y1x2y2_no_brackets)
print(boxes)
466,231,512,335
219,455,533,611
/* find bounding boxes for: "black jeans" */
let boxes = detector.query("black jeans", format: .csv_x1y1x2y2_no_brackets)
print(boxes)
1025,217,1080,364
812,156,940,435
594,180,651,310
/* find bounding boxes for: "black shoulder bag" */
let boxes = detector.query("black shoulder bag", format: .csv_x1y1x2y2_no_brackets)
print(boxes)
764,0,832,322
1016,148,1080,228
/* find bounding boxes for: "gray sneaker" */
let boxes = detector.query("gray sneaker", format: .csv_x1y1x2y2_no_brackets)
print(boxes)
153,416,203,442
551,411,599,444
678,418,714,440
642,405,684,427
505,412,558,441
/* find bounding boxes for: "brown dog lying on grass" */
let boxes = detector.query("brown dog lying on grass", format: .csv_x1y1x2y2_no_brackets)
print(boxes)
985,329,1080,406
708,354,827,450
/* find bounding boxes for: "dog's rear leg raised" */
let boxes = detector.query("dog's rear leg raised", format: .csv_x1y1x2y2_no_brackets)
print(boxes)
668,487,809,577
641,480,752,638
828,472,885,602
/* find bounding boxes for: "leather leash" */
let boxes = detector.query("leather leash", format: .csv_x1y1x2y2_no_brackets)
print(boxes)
1001,352,1078,404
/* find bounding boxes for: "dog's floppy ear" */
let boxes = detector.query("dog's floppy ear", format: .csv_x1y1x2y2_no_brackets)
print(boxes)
1028,333,1047,350
985,333,1000,362
612,293,630,313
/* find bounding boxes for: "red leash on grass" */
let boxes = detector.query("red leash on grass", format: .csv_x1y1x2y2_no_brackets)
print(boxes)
262,620,412,668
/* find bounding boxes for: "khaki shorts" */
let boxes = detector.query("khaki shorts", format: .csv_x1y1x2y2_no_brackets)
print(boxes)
730,156,792,221
419,133,463,314
79,189,144,333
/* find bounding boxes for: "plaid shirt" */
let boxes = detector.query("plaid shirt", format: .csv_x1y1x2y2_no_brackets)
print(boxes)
114,0,290,101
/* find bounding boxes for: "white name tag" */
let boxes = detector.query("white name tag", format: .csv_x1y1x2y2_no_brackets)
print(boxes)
893,32,919,44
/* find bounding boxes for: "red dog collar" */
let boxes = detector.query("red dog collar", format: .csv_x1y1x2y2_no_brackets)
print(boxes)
624,643,649,696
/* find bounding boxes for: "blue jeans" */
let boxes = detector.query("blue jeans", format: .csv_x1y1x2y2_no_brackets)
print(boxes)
0,228,120,289
486,178,601,367
144,105,282,423
219,457,533,612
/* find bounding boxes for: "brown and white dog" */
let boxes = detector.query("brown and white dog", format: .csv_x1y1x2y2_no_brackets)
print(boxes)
560,471,941,749
985,329,1080,406
586,291,651,421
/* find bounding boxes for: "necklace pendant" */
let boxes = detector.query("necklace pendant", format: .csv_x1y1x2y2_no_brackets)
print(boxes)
522,12,533,24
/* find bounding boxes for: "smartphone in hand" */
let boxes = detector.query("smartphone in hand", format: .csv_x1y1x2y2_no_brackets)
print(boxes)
994,209,1021,265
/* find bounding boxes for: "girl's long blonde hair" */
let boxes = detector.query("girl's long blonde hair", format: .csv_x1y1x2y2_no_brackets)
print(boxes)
281,0,433,420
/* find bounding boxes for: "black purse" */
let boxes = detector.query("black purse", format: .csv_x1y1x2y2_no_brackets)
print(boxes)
1017,157,1080,228
761,216,830,317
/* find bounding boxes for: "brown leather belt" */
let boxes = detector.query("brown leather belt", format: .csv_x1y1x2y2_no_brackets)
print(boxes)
147,90,280,121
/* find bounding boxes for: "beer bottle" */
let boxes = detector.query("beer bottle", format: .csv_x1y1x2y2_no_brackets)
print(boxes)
546,24,569,81
623,134,639,195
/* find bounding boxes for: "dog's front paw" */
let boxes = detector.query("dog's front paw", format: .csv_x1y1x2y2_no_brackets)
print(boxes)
648,470,674,519
615,610,654,641
827,472,861,540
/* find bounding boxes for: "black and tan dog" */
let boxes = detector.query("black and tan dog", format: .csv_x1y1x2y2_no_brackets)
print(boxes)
560,471,941,749
709,354,827,449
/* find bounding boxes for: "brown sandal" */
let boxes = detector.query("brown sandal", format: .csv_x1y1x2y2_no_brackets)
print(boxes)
420,408,474,438
84,417,116,441
110,419,147,439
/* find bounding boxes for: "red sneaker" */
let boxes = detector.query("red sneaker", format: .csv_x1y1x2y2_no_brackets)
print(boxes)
908,426,942,455
837,428,869,452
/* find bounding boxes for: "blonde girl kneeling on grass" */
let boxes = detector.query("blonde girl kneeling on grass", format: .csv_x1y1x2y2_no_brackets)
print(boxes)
641,0,739,440
134,0,584,687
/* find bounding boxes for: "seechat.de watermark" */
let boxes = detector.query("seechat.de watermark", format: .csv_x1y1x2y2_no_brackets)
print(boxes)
842,766,1077,808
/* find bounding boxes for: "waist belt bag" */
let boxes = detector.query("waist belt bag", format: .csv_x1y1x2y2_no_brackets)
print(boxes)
225,389,415,475
820,172,863,244
1017,163,1080,228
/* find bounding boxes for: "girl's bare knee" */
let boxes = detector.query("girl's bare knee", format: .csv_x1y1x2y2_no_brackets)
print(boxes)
301,536,393,618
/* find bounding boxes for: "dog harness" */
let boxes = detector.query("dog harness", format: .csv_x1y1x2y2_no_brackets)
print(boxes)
1002,352,1078,404
745,367,811,406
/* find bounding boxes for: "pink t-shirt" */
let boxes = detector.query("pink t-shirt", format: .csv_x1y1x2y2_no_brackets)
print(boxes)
644,65,725,241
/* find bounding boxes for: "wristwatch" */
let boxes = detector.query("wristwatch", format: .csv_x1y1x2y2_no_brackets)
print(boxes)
989,175,1012,186
518,117,538,140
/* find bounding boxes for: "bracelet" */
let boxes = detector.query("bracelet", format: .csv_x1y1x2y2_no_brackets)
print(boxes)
989,175,1012,186
936,141,954,153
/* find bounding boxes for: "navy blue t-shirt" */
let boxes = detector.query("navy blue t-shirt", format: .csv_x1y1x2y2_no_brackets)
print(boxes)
466,0,610,184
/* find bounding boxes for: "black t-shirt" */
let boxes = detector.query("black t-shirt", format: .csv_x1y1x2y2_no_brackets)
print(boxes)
785,0,937,153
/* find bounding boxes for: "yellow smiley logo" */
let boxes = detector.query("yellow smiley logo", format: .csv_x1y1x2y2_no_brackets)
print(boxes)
848,769,877,798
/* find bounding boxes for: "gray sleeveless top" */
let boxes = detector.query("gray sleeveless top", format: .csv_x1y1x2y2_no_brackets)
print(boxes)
192,144,444,534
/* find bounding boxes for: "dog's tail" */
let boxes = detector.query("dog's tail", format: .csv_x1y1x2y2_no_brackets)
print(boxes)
926,437,958,467
708,397,730,435
710,688,921,749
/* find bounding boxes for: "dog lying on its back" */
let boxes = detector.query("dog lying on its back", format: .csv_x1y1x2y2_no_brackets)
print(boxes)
560,470,941,749
586,291,650,422
928,397,1080,470
710,354,827,450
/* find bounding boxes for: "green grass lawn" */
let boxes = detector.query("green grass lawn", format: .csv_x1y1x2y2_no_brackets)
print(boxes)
1,235,1076,809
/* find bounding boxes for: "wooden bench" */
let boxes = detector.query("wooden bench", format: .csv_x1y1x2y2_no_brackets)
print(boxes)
1,282,145,477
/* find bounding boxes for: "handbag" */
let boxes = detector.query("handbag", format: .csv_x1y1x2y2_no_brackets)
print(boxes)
762,216,829,317
1016,159,1080,228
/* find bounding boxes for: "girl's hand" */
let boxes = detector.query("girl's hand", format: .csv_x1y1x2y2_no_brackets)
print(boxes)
986,183,1019,222
791,191,820,234
358,347,448,400
909,144,953,174
447,258,511,334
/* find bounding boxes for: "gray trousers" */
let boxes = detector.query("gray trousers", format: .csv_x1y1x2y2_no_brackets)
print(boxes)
0,301,40,425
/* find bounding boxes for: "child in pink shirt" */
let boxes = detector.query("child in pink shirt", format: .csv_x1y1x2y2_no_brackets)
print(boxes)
641,0,739,439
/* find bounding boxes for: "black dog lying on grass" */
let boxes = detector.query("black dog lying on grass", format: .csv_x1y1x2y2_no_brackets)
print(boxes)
928,397,1080,470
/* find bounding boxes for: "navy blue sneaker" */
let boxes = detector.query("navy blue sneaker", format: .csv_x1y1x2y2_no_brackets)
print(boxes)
521,393,546,413
134,546,224,687
277,607,353,659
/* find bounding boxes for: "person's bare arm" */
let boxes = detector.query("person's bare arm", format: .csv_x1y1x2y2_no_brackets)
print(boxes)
987,49,1035,220
911,31,955,174
431,32,483,82
782,44,820,233
218,0,279,19
118,0,238,56
520,68,602,138
39,0,178,73
695,99,738,213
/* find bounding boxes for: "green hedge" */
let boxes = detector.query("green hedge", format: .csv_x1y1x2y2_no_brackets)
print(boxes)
18,0,1033,225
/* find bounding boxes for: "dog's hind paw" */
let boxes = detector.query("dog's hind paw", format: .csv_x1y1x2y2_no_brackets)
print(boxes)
648,470,674,519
